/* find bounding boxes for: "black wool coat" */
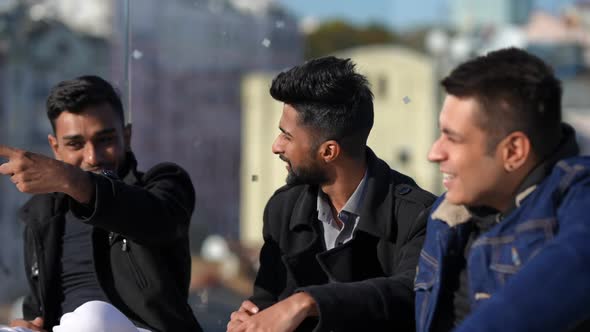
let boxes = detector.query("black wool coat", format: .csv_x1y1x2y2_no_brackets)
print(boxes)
251,149,436,332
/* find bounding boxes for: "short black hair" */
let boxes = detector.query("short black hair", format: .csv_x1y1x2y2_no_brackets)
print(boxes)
46,75,125,132
270,56,374,160
442,47,562,159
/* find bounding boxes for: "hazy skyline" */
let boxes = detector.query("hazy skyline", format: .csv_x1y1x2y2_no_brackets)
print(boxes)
277,0,579,31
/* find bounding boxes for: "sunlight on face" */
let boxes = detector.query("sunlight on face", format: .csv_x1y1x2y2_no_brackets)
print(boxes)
49,104,129,173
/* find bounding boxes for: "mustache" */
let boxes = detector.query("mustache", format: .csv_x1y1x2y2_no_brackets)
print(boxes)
84,164,114,173
279,155,289,164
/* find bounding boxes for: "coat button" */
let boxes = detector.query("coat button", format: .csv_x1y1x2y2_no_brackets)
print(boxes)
397,186,412,195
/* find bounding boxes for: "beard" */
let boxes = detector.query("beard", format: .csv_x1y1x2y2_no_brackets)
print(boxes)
281,155,328,186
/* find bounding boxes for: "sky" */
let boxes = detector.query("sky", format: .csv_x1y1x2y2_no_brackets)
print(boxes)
276,0,446,31
276,0,579,31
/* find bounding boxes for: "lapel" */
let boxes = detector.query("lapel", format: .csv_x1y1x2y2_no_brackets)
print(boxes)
283,149,394,284
317,149,393,281
355,148,394,239
282,185,329,286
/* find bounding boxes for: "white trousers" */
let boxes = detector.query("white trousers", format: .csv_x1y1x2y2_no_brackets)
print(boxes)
1,301,151,332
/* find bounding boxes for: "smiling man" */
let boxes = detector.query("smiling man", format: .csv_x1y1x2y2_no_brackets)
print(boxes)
415,48,590,332
1,76,202,332
228,56,435,332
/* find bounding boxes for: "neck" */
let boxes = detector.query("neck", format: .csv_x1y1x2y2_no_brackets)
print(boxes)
488,161,537,213
320,157,367,212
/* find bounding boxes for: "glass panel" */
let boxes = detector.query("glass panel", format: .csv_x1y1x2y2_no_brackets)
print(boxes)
0,1,588,331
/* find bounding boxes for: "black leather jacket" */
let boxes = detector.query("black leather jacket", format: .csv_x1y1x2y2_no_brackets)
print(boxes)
21,153,202,332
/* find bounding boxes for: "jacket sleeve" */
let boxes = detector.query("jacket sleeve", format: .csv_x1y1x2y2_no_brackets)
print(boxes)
71,162,195,245
455,184,590,332
249,202,287,310
298,204,430,332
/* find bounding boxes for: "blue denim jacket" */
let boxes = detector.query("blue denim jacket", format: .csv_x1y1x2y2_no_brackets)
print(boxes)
415,156,590,332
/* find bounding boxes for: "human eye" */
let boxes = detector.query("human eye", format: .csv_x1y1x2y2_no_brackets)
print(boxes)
66,141,83,150
279,132,291,141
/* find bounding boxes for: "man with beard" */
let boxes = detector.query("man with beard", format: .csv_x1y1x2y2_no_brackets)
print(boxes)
227,56,435,332
2,76,202,332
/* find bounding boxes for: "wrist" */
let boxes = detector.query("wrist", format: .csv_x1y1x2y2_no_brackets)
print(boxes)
292,292,318,317
64,167,94,204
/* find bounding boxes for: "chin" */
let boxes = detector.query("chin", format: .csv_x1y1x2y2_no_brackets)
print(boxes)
445,192,469,206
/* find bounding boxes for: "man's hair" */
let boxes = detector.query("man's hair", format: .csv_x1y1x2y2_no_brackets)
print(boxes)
46,75,125,132
270,56,374,160
442,47,562,159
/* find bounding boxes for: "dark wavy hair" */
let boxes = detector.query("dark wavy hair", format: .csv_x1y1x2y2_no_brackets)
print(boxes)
442,47,562,159
270,56,374,160
46,75,125,132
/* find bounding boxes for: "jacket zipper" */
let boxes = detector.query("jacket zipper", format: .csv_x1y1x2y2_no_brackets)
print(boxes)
121,239,148,289
29,227,48,317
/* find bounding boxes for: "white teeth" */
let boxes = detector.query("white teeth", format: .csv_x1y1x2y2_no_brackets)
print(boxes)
442,173,455,180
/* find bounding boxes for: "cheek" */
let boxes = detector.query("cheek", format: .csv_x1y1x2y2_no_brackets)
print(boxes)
59,151,84,166
103,146,123,162
464,157,502,191
284,144,298,159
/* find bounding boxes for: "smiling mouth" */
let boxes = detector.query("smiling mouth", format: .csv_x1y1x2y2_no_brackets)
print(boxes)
85,165,115,173
279,155,291,167
441,172,456,189
442,173,456,181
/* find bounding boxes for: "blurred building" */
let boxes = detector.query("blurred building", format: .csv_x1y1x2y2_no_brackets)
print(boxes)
239,72,283,246
115,0,303,243
428,0,534,77
434,1,589,79
523,2,590,147
451,0,534,31
525,8,590,77
563,73,590,154
240,45,439,245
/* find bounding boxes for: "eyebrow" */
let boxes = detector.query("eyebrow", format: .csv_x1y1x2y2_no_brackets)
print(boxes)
441,127,463,139
279,126,293,137
62,128,117,140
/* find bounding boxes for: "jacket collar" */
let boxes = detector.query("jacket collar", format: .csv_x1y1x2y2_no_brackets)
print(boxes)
288,147,394,239
119,151,141,184
508,123,579,211
433,123,580,227
431,199,471,227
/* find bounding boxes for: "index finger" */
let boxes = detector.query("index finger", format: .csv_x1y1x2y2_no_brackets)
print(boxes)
0,144,18,159
239,300,259,314
230,310,251,322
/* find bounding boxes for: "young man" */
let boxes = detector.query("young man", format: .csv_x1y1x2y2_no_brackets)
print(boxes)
415,47,590,332
1,76,202,332
228,56,435,332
